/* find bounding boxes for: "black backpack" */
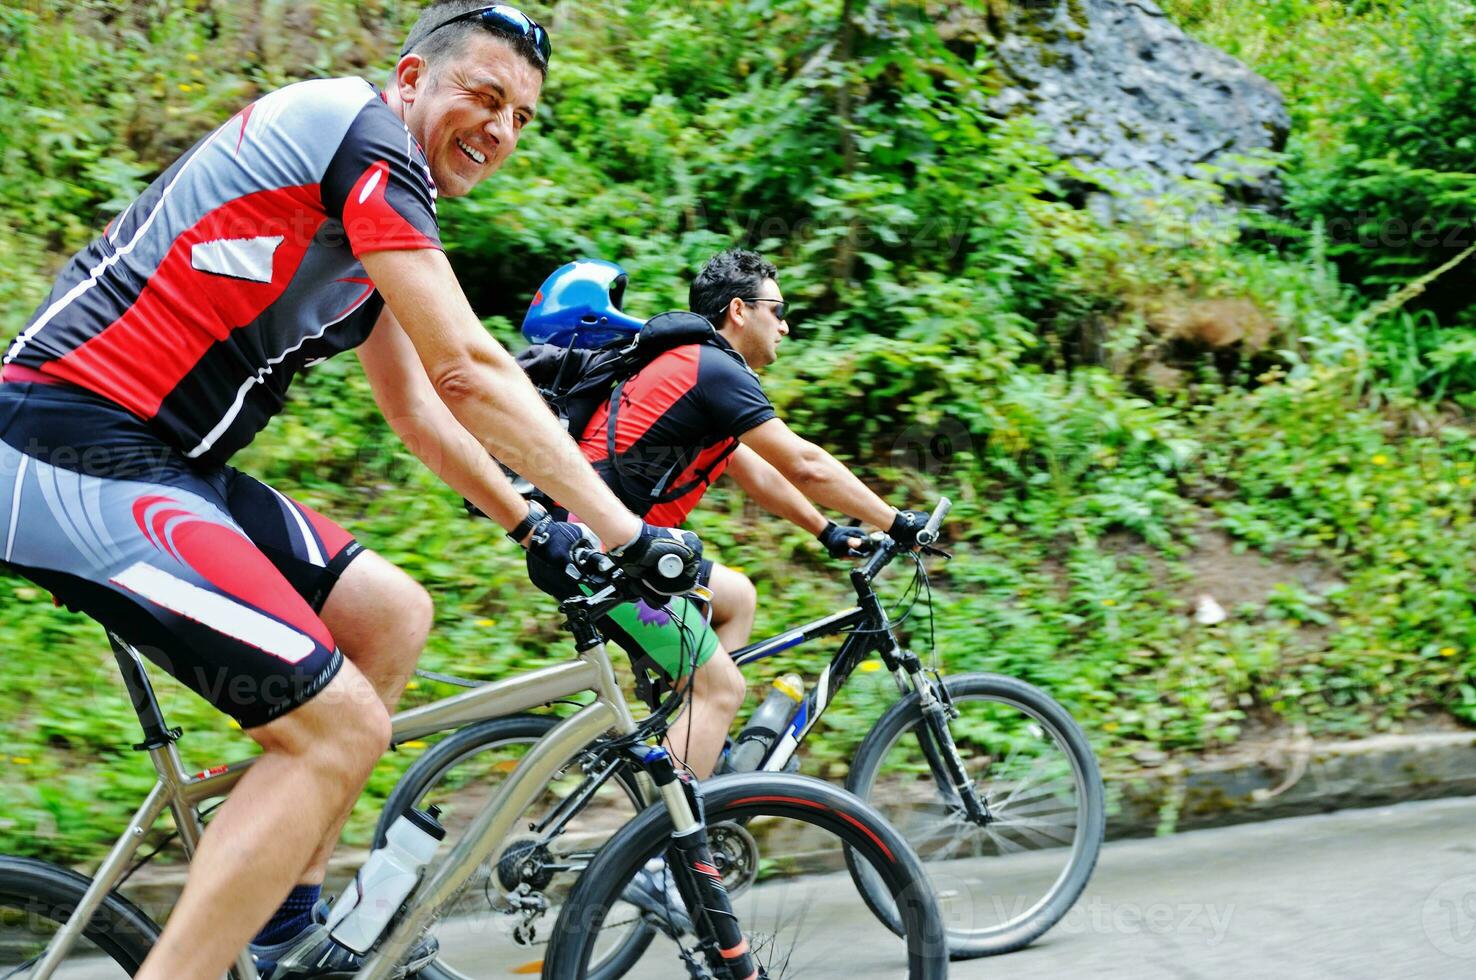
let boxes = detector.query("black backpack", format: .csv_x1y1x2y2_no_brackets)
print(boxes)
507,310,739,509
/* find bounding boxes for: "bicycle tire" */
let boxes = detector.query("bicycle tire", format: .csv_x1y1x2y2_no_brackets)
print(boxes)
379,715,655,978
542,772,948,980
845,671,1104,958
0,855,160,977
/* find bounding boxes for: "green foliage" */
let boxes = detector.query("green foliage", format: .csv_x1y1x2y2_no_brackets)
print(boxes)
1285,1,1476,289
1166,0,1476,392
2,0,1476,865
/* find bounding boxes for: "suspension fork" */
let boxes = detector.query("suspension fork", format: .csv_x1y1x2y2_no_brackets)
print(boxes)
634,746,758,980
894,651,991,825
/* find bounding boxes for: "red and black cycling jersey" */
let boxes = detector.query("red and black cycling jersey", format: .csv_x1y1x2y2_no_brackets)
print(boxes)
3,77,441,468
577,334,776,526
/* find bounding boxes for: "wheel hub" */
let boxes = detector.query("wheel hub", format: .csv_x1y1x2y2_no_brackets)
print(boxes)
708,821,760,896
496,838,555,891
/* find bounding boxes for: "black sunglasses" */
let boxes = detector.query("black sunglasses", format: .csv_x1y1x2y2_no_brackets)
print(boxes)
744,297,788,321
412,4,551,67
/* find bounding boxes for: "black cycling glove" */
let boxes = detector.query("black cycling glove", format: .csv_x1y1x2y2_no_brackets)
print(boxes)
888,509,931,548
817,521,872,559
609,523,704,604
524,515,595,585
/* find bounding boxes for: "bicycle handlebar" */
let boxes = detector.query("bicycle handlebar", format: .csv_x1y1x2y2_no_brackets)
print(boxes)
855,496,952,585
916,497,951,548
560,496,951,612
557,542,705,622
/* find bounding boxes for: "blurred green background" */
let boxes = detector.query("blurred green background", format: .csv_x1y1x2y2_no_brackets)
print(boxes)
3,0,1475,863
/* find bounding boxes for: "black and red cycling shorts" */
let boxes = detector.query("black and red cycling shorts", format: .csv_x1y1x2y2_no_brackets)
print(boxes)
0,380,358,728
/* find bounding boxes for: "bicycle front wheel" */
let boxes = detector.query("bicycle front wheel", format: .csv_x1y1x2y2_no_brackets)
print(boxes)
542,772,948,980
846,672,1104,958
0,855,160,978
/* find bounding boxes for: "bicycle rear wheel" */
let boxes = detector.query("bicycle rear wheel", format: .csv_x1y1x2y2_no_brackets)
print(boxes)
0,856,159,978
542,772,947,980
846,672,1104,958
377,715,653,979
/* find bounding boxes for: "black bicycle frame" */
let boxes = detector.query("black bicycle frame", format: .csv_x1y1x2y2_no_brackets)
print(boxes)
726,544,926,774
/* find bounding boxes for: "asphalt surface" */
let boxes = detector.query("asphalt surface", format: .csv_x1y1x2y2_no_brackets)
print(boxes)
948,796,1476,980
612,796,1476,979
22,797,1476,977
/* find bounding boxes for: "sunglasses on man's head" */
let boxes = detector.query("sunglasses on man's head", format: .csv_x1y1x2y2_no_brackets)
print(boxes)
411,4,551,67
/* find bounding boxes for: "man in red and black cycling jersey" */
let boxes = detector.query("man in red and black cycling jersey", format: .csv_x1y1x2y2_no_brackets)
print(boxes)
0,4,699,978
528,248,932,781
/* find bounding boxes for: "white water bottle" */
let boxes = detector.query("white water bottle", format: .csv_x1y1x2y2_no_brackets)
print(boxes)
325,805,445,953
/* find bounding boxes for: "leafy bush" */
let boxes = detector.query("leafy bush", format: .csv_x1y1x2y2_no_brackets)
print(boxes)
1284,1,1476,294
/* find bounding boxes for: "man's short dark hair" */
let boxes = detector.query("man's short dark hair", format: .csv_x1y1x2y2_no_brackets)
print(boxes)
689,249,779,325
401,2,548,78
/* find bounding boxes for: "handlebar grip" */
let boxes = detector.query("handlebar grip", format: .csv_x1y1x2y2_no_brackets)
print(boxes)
570,543,615,577
916,497,951,547
656,553,687,581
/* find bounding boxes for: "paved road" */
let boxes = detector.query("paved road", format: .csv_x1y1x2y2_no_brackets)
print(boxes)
30,797,1476,977
616,796,1476,979
537,796,1476,980
944,796,1476,980
958,796,1476,979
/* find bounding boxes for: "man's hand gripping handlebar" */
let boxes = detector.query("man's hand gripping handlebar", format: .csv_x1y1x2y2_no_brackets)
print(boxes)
561,535,710,617
607,523,704,604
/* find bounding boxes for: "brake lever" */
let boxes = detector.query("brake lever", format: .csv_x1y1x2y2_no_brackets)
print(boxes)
920,544,952,560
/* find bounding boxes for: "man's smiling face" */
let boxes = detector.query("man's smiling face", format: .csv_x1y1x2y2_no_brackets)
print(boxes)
396,31,542,198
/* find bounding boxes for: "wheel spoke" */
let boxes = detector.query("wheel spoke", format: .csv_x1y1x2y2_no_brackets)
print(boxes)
983,824,1028,855
849,677,1104,955
996,794,1078,820
991,816,1078,848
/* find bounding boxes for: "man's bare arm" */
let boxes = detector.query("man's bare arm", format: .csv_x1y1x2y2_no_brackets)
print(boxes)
738,418,895,530
724,445,828,534
357,306,538,534
359,248,640,546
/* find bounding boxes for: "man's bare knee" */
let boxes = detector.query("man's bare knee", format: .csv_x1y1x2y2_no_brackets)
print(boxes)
732,571,757,618
698,654,746,717
406,580,434,642
248,669,389,782
381,572,433,649
708,564,757,623
322,552,434,697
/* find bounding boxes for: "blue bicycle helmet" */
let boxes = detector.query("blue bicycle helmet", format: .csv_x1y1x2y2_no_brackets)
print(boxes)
522,259,647,348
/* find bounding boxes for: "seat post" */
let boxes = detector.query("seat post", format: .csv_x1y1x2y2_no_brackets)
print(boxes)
106,631,182,751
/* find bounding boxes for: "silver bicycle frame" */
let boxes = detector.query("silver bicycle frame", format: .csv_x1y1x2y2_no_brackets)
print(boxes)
29,635,655,980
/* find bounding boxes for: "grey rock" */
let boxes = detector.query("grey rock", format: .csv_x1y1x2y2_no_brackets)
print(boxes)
982,0,1290,202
